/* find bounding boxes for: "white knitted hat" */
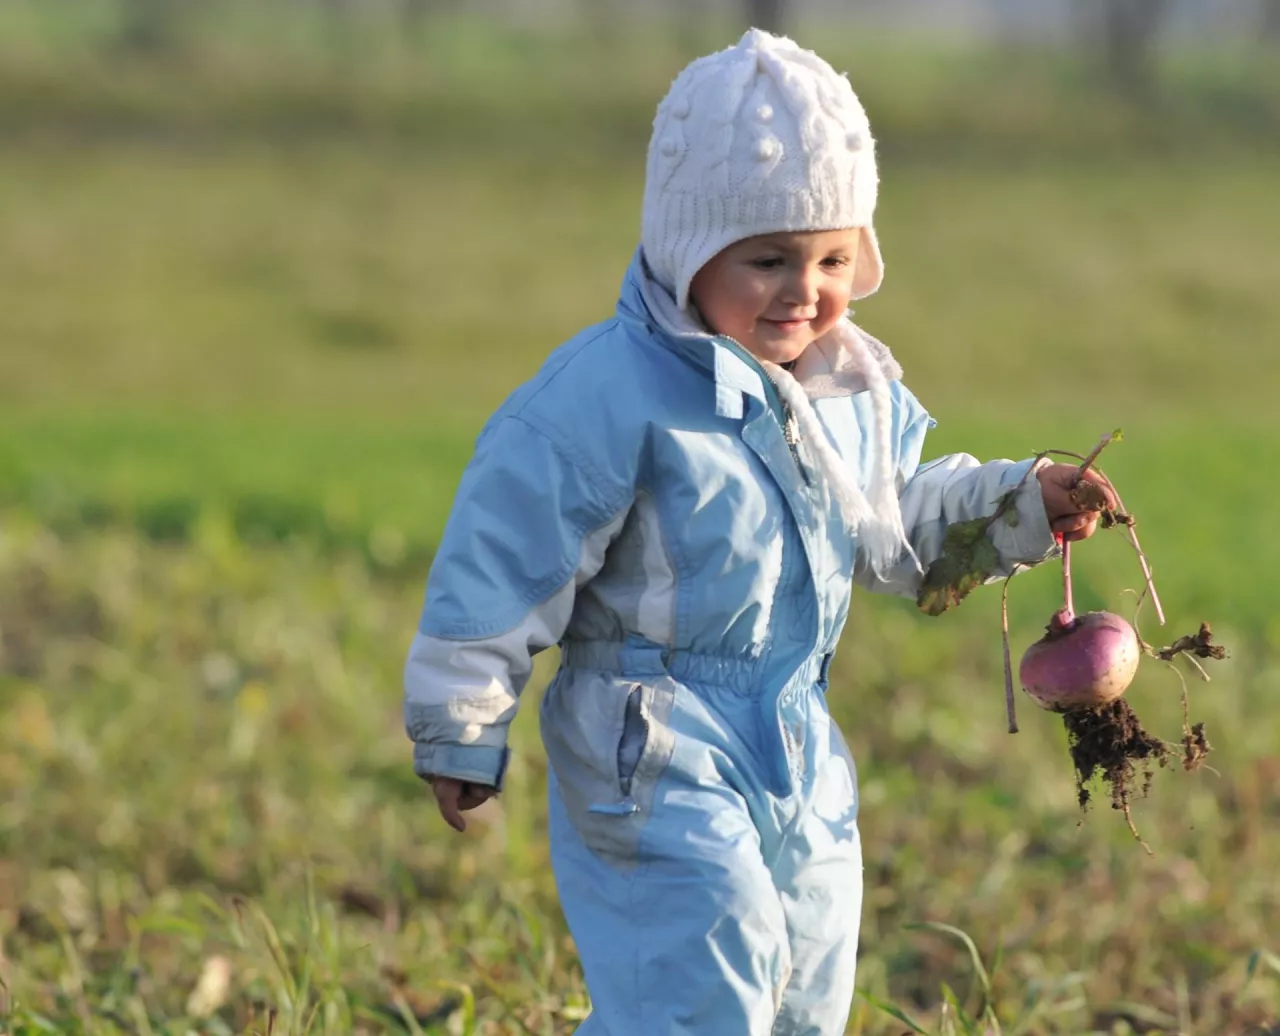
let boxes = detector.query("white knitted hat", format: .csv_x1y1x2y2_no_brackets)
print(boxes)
642,28,884,312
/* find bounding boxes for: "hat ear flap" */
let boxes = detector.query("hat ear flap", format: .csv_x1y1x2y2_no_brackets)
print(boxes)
851,225,884,301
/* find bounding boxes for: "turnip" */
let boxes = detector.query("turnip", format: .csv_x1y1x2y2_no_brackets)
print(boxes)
917,430,1228,852
1017,525,1141,711
1016,435,1153,713
1021,610,1141,711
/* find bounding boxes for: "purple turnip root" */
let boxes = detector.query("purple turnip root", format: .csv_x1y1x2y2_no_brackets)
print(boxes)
1019,536,1140,711
1020,608,1141,712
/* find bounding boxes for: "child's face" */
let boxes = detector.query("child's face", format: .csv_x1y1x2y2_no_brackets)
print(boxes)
688,228,863,365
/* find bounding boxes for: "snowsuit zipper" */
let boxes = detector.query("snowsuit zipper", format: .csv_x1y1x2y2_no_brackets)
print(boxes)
718,336,813,486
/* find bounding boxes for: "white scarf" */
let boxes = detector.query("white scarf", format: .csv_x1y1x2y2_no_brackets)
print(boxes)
758,321,917,578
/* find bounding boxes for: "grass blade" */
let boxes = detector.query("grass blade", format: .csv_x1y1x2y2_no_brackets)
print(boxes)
854,991,930,1034
905,922,993,1003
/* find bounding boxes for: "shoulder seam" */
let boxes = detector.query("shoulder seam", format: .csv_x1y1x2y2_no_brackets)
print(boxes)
504,320,620,420
504,411,634,519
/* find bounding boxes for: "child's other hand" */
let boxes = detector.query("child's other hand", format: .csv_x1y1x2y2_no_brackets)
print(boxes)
429,776,498,833
1035,463,1118,543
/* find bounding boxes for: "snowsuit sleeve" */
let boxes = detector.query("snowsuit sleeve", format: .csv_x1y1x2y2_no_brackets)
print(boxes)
854,382,1058,598
404,414,632,789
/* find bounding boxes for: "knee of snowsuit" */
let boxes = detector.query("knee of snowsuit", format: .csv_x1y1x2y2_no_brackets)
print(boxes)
403,250,1059,1033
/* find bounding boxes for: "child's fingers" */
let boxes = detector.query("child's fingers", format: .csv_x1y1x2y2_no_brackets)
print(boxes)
457,784,497,811
1054,511,1099,542
430,779,468,833
1041,464,1116,521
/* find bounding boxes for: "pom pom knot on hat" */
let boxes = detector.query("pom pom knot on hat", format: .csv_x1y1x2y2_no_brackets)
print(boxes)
642,28,885,313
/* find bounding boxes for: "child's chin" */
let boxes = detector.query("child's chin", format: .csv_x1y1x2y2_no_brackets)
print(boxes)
751,338,813,365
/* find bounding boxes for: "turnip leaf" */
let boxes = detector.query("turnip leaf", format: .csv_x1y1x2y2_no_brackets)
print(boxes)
916,517,999,616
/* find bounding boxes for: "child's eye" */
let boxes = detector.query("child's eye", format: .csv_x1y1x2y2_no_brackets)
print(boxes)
821,256,850,269
750,257,784,269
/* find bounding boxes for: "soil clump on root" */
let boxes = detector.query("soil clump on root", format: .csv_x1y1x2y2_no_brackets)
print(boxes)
1063,700,1169,812
1062,694,1213,854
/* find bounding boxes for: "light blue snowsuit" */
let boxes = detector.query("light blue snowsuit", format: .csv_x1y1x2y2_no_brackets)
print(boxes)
405,250,1056,1034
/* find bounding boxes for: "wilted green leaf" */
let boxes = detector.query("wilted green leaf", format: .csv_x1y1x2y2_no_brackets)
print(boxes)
917,517,999,616
998,489,1020,528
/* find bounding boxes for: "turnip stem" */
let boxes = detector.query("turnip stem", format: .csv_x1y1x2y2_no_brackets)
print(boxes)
1072,431,1117,482
1126,525,1166,626
1002,570,1019,734
1061,537,1074,620
1048,440,1167,627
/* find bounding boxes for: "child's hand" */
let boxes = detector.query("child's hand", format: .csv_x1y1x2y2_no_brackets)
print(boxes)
429,776,498,833
1036,463,1118,543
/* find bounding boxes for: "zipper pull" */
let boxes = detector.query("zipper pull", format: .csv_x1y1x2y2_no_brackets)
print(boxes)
781,404,814,488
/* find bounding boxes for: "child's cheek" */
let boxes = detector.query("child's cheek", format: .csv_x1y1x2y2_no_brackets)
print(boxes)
746,279,772,313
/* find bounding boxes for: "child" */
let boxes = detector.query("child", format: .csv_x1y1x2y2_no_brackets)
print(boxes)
405,29,1113,1035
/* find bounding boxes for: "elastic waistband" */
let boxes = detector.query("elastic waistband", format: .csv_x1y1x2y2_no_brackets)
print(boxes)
559,639,830,698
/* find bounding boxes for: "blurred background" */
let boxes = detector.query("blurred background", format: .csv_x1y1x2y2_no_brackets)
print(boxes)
0,1,1278,1033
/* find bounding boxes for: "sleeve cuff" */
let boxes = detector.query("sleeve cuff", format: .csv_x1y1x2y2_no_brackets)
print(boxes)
414,743,510,791
988,457,1058,566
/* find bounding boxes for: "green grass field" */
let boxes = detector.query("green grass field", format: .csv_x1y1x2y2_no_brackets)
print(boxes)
1,8,1279,1034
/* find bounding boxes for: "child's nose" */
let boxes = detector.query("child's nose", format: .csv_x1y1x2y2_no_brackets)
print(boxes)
784,267,821,306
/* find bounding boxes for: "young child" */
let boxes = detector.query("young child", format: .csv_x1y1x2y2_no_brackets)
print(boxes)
406,29,1113,1035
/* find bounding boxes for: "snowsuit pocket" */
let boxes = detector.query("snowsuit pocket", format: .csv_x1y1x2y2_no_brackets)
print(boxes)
541,668,675,866
616,684,648,798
